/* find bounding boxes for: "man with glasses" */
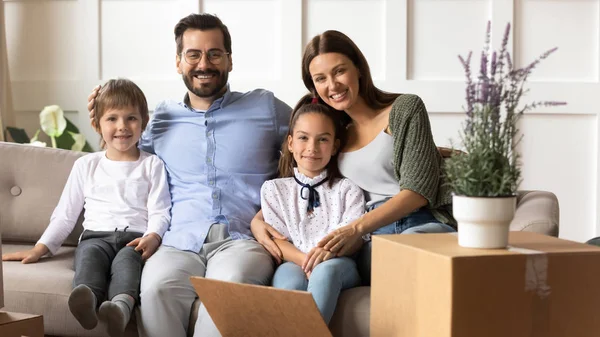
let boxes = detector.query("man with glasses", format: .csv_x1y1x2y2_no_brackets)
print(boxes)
88,13,291,337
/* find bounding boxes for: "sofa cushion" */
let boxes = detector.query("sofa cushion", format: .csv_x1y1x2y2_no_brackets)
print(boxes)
0,142,85,245
2,243,138,337
511,190,560,236
330,286,370,337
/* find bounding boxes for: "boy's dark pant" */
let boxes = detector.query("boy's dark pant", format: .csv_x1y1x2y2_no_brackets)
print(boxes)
73,230,143,306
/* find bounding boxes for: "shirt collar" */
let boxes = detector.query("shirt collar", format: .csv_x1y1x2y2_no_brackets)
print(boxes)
182,84,232,111
293,167,328,186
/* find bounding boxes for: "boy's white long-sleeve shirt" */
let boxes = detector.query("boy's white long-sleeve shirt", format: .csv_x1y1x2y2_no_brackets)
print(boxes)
260,168,365,254
38,150,172,255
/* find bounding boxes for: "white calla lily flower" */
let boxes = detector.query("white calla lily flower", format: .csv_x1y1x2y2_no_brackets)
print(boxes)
29,129,46,147
39,105,67,138
30,141,47,147
69,132,86,152
30,129,41,142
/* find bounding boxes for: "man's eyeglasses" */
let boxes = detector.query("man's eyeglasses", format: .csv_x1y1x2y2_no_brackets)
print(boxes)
181,49,230,66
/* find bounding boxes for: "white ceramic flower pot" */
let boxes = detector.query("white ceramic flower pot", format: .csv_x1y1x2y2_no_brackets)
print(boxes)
453,195,517,249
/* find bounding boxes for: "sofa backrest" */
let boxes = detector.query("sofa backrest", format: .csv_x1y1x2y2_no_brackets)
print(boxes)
0,142,86,245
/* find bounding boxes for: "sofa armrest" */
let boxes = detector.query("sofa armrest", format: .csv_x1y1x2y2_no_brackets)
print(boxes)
510,190,559,237
0,142,85,245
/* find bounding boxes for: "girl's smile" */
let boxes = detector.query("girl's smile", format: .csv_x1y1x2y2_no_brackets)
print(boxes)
288,112,339,178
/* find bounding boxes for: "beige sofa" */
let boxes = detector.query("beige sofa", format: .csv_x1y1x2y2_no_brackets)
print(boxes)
0,141,560,337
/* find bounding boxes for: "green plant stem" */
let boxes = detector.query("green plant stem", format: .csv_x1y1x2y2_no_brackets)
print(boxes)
51,136,57,148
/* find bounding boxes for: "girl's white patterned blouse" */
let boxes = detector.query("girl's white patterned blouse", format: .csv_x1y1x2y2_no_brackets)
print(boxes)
260,168,365,253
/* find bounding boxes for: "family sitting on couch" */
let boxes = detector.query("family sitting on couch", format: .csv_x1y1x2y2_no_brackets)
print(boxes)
2,13,455,337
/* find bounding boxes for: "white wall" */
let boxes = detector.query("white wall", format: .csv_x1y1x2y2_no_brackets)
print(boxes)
4,0,600,242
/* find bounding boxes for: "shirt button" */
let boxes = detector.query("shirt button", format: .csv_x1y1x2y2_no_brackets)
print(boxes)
207,131,212,137
212,193,218,199
207,157,212,163
209,180,215,186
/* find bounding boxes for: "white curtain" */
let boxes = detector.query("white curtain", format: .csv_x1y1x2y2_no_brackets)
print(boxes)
0,1,14,142
0,1,5,310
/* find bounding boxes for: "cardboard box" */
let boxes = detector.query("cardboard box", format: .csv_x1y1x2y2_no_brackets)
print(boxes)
190,277,332,337
0,311,44,337
371,232,600,337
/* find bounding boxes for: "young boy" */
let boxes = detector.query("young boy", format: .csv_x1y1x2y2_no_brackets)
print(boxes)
2,79,171,337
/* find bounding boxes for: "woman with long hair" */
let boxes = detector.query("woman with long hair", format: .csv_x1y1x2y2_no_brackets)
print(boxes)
253,30,456,284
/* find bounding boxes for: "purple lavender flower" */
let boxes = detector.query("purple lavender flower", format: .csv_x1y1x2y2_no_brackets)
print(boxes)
458,51,475,119
490,51,498,77
505,51,513,71
459,21,562,121
522,47,558,77
452,21,565,196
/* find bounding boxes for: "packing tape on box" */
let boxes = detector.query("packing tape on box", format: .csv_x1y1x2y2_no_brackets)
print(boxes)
507,246,551,298
508,246,551,337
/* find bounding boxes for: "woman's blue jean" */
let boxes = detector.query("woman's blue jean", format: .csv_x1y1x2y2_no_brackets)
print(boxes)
357,199,456,285
272,257,361,324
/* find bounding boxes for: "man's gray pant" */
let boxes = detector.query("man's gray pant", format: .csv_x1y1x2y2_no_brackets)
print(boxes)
136,224,274,337
73,229,144,305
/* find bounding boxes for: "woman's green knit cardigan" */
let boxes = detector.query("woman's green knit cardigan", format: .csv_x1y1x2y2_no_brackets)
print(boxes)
388,94,455,226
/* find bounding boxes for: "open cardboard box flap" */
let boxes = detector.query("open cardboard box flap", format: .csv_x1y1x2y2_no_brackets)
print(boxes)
191,277,333,337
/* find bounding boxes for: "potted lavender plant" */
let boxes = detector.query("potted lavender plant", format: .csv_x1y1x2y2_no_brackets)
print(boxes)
445,22,565,248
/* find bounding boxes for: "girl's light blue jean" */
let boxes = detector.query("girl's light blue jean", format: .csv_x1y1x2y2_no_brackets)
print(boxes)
357,199,457,285
272,257,361,324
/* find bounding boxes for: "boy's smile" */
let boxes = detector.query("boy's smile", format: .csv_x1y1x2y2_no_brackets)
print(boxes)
98,106,142,161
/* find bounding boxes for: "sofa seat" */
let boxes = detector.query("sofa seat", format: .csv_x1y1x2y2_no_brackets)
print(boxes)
329,287,371,336
2,242,371,337
2,243,139,337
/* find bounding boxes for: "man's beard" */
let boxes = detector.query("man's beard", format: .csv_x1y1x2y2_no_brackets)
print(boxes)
183,69,228,98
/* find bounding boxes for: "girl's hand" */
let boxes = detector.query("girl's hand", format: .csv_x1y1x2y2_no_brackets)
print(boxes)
127,233,161,260
2,244,48,264
317,222,363,257
251,215,286,264
302,246,334,273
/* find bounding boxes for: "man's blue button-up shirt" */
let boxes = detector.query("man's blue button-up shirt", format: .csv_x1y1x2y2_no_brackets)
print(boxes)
139,86,291,252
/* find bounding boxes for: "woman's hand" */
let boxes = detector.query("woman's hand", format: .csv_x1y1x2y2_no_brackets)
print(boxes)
127,233,161,260
87,85,101,122
317,221,364,257
302,246,334,273
251,212,286,264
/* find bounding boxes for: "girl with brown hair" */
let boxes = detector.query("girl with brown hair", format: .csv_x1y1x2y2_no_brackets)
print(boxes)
260,94,364,324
